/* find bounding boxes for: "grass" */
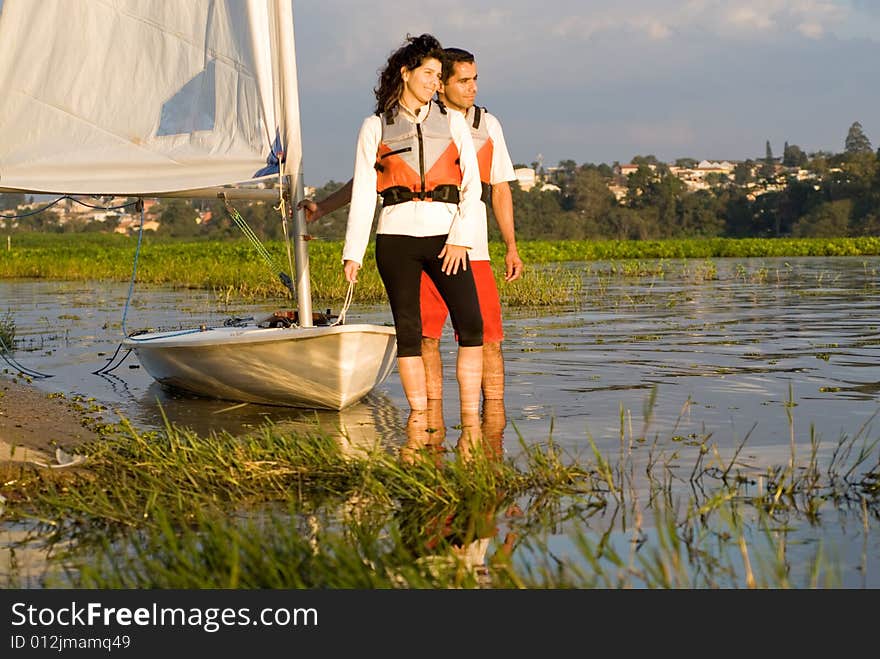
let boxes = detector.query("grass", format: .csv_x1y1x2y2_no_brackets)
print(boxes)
2,234,880,308
0,309,14,353
1,398,877,589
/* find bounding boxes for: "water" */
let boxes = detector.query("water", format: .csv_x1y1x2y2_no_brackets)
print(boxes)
5,256,880,453
2,255,879,586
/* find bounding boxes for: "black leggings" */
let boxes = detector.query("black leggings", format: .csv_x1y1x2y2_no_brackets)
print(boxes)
375,234,483,357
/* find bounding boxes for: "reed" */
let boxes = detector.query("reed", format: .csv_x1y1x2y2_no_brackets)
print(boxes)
4,235,880,308
0,309,14,352
3,398,877,589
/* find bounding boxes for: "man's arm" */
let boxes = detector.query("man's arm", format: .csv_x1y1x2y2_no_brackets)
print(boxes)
490,181,523,282
485,113,523,282
297,179,353,223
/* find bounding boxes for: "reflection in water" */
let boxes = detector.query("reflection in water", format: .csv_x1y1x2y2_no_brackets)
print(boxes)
401,400,446,465
397,400,522,581
252,391,406,460
138,387,407,458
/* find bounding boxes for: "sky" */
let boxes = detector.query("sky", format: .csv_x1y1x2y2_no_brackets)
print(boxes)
291,0,880,186
0,0,876,188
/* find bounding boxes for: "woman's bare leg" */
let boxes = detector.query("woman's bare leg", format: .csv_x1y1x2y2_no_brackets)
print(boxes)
456,345,483,416
397,355,428,411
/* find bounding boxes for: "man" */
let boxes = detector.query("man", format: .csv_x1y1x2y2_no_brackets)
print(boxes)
299,47,523,405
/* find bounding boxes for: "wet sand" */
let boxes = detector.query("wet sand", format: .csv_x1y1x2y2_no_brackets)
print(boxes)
0,378,101,467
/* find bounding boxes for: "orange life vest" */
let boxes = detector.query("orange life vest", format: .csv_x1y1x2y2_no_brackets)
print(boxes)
467,105,494,204
375,101,462,205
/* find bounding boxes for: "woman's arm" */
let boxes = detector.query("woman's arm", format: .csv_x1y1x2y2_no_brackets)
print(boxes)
341,116,380,268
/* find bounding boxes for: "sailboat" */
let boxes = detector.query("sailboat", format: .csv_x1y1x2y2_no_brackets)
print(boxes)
0,0,397,410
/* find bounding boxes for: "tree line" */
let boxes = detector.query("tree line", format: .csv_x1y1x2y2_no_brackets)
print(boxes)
282,121,880,243
2,122,877,243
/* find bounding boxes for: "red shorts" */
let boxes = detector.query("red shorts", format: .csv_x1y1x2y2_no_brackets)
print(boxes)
420,260,504,343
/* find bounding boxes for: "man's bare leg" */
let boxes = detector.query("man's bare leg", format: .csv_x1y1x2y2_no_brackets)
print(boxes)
481,341,505,400
480,397,507,461
424,339,505,402
421,337,443,401
458,397,506,463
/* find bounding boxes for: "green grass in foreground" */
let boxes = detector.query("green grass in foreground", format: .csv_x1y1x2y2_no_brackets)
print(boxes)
2,399,877,589
2,235,879,306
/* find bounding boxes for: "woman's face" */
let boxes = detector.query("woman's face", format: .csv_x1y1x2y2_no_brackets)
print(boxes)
400,57,442,107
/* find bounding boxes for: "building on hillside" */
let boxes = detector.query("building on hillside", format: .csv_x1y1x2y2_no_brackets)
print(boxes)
614,163,657,178
668,160,734,191
114,215,160,234
514,167,536,192
607,184,627,202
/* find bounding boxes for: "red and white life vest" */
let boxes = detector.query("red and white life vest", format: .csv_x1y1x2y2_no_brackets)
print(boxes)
375,100,462,205
466,105,494,204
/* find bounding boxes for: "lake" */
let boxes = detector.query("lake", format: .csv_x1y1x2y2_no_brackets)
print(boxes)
2,254,879,586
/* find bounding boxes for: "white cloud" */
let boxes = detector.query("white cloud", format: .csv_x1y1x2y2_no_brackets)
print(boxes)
797,21,825,38
288,0,880,183
725,6,776,31
541,0,853,42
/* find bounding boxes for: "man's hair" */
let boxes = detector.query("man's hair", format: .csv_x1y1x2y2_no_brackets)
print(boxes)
441,47,475,83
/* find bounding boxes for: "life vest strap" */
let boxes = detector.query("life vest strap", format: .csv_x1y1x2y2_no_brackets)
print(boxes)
472,106,482,129
380,184,460,206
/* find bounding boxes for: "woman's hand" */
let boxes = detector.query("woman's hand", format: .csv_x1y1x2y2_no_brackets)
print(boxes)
343,259,361,283
437,243,469,276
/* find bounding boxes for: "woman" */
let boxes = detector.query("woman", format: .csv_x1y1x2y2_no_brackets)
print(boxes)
342,33,484,425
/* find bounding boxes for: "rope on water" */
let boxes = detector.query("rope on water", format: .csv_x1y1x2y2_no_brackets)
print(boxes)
91,344,132,375
0,334,53,379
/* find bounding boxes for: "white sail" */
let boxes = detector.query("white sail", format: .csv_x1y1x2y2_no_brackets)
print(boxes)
0,0,298,197
0,0,397,410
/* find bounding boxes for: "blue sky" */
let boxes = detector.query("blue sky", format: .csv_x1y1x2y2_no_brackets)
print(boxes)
292,0,880,185
2,1,876,187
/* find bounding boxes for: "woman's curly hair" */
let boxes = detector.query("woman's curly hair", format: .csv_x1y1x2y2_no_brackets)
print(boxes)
374,33,444,115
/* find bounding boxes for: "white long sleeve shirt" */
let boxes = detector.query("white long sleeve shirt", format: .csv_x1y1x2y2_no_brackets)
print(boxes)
465,109,517,262
342,103,483,266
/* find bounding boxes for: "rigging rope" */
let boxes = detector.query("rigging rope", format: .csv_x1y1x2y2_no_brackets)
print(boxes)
121,199,146,338
1,195,139,378
222,197,295,295
276,191,297,302
0,195,138,220
330,280,355,326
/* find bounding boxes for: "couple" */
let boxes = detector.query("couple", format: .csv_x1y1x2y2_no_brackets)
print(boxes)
302,34,522,450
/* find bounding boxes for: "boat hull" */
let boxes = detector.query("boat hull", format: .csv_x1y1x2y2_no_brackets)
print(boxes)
122,323,398,410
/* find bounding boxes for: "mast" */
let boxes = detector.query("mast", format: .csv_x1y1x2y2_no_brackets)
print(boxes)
274,0,312,327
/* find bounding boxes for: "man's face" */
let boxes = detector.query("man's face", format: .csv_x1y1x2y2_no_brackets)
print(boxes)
440,61,478,112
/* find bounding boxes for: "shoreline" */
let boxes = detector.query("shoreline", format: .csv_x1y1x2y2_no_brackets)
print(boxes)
0,377,101,466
